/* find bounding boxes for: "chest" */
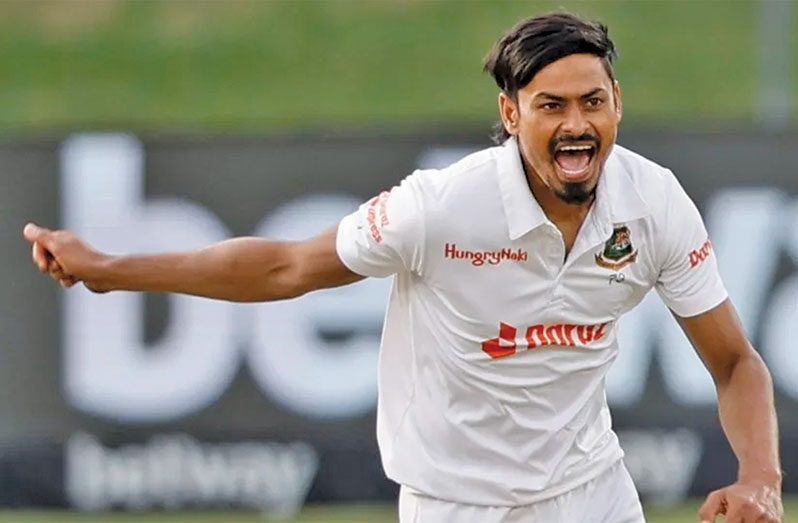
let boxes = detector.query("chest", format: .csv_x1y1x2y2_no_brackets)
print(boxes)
424,221,656,336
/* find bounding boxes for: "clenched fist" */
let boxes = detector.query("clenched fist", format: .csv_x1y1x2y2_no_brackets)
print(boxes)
23,223,112,292
699,481,783,523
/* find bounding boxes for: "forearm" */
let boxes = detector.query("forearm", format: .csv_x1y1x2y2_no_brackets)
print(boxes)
96,237,302,302
716,351,781,486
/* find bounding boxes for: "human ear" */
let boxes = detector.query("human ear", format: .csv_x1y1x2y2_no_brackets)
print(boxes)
613,80,623,122
498,92,520,136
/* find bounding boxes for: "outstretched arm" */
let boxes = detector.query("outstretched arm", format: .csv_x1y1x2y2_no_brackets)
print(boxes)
23,223,364,302
677,299,782,523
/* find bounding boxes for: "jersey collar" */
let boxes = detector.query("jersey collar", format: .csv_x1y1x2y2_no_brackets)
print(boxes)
497,139,650,241
496,137,548,240
596,147,651,226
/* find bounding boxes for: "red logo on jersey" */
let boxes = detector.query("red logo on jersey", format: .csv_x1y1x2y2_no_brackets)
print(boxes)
444,243,528,267
366,191,390,243
689,239,712,268
481,321,608,359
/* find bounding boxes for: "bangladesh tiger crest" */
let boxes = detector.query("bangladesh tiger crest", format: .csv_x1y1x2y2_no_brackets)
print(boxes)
595,224,638,270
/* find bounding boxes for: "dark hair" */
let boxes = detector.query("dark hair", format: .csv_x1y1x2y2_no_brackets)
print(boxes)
484,12,617,144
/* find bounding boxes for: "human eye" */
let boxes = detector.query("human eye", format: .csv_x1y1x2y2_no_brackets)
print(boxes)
539,101,562,111
585,97,604,108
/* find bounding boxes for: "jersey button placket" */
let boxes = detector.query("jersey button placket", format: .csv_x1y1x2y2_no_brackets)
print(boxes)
549,278,566,310
544,229,566,309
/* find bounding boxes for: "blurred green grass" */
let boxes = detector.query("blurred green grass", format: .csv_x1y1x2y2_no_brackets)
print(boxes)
0,0,793,134
1,499,797,523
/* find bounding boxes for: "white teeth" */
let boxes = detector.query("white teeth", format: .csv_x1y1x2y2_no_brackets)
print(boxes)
558,145,593,152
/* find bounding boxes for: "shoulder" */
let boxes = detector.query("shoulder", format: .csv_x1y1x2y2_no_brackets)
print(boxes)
400,144,507,245
406,144,503,203
609,144,690,218
610,144,678,190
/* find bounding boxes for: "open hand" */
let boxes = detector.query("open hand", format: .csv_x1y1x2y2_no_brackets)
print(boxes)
699,481,782,523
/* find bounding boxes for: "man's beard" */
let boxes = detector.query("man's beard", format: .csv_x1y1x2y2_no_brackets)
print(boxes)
554,181,595,204
547,131,601,205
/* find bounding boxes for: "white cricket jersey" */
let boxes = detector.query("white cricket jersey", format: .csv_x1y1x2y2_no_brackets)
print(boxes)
335,137,727,506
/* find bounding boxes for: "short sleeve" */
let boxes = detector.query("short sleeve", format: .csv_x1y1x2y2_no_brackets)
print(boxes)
655,172,728,317
336,173,425,278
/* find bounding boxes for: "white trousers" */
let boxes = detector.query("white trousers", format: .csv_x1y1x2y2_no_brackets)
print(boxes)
398,461,645,523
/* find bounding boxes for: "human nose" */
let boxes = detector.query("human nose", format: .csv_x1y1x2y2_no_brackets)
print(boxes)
560,105,590,136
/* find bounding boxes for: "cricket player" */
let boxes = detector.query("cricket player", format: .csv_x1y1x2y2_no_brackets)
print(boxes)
23,12,782,523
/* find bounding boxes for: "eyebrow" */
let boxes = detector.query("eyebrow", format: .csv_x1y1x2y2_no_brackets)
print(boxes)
534,88,608,102
579,88,606,100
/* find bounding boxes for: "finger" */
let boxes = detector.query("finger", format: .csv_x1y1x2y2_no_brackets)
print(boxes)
23,223,51,245
84,281,108,294
720,510,743,523
55,269,77,286
719,499,749,523
48,257,63,272
755,512,780,523
33,242,50,272
32,242,43,271
50,266,67,280
60,277,77,289
734,503,773,523
745,505,774,523
45,248,60,270
699,490,726,522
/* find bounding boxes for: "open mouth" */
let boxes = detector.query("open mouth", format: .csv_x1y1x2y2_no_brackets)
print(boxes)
553,143,596,181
